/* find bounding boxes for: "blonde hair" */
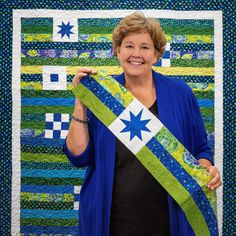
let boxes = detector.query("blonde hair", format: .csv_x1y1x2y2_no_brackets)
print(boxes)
112,12,166,56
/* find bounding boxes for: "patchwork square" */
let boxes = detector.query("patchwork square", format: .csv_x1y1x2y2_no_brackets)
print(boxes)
43,66,67,90
45,113,69,139
108,99,163,154
53,17,78,42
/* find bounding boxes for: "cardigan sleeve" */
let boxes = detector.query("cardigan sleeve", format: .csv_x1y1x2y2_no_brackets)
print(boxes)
190,91,214,165
63,109,94,168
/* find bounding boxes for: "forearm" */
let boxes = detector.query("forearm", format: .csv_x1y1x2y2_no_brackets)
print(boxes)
66,99,90,156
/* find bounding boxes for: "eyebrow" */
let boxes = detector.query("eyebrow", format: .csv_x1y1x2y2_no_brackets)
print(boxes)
122,41,151,46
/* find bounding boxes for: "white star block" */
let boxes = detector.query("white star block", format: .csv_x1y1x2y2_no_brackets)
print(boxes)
108,99,163,154
42,66,67,90
53,17,78,42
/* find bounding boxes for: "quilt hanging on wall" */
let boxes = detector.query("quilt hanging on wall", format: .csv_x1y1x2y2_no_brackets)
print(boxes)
1,1,235,236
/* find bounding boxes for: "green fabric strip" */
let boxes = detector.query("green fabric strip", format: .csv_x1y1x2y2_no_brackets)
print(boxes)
20,218,78,227
21,58,120,66
21,161,75,170
171,59,214,68
21,200,74,210
205,123,214,133
154,127,216,204
21,57,214,68
20,192,74,202
21,146,63,154
200,107,214,116
21,177,84,186
194,91,214,99
22,106,73,114
21,113,45,122
21,25,53,34
136,146,210,236
21,153,69,163
78,26,115,34
21,121,45,129
21,152,69,163
163,26,213,35
77,83,117,126
21,145,63,155
21,90,74,98
78,26,213,35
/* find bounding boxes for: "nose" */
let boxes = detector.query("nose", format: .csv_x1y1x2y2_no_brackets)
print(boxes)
131,47,141,58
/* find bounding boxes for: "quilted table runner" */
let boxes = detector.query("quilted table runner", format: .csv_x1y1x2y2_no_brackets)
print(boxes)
73,70,218,236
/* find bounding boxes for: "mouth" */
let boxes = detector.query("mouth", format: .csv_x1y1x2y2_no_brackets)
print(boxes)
128,61,144,65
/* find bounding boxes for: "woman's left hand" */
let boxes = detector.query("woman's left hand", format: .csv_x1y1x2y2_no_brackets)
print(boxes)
198,159,222,191
206,166,222,191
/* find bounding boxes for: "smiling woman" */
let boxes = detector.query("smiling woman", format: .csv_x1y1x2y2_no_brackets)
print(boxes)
116,32,158,91
112,13,166,108
64,11,221,236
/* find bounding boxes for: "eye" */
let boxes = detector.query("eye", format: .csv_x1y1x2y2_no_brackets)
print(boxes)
125,45,133,48
141,46,149,50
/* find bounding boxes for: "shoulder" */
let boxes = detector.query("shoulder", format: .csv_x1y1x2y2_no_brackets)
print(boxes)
153,71,194,102
155,71,192,94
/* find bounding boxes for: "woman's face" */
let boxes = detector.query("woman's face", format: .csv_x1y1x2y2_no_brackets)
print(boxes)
116,32,159,79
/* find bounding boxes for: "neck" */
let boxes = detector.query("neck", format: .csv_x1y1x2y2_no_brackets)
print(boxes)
124,71,154,90
124,71,156,108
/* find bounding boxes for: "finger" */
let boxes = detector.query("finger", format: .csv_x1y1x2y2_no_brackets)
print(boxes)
72,72,88,87
208,172,221,186
208,166,220,178
76,67,97,75
207,173,222,190
73,72,88,80
208,180,222,190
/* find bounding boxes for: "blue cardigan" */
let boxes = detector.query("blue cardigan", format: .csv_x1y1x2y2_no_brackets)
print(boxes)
64,71,213,236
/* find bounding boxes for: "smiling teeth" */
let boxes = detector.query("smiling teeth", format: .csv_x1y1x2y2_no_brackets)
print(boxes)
130,61,142,64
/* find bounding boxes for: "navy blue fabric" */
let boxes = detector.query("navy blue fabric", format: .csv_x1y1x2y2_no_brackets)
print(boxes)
63,70,213,236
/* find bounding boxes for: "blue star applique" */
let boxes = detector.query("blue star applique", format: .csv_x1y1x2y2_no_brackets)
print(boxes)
57,21,74,38
120,109,151,141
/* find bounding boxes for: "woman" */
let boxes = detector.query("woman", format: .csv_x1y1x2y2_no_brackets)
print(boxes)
64,12,221,236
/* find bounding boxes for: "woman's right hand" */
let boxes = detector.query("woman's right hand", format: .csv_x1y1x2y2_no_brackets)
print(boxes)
72,67,97,88
72,67,97,109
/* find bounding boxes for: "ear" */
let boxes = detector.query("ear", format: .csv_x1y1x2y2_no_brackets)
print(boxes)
116,46,121,59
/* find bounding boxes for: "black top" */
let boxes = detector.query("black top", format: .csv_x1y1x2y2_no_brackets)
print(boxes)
110,101,170,236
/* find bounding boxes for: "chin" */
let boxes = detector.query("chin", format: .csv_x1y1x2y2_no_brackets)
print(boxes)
126,68,148,77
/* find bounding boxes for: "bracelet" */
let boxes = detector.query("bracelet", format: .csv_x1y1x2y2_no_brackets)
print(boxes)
71,115,89,124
